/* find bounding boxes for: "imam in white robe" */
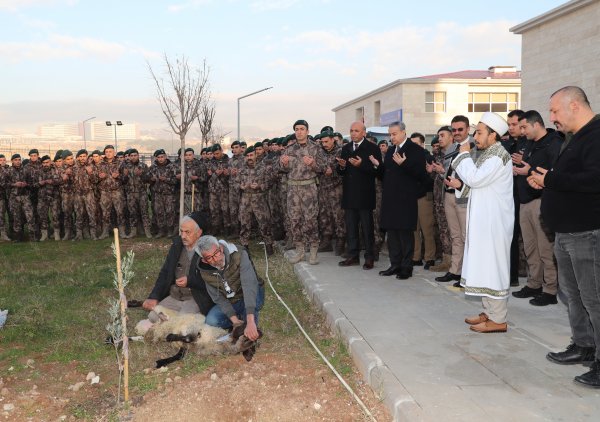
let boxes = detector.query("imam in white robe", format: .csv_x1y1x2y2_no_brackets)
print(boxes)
451,142,514,299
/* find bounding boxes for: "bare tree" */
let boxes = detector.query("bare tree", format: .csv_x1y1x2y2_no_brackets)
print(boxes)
197,99,216,150
148,54,210,223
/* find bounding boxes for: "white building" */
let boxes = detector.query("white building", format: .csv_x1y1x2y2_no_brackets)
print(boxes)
90,121,139,142
510,0,600,119
38,123,79,139
332,66,521,139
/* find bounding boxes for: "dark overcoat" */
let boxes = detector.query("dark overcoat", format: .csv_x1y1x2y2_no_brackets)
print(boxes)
337,139,383,210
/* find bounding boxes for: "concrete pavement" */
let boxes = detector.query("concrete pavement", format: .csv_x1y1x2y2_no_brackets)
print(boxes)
288,251,600,421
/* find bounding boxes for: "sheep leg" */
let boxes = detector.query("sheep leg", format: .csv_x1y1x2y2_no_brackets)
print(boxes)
155,347,187,368
165,333,198,343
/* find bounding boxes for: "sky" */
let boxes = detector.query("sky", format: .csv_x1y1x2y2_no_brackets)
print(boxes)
0,0,567,140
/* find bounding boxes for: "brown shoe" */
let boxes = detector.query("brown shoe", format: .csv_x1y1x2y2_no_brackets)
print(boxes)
338,256,359,267
470,320,507,333
362,259,374,270
465,312,489,325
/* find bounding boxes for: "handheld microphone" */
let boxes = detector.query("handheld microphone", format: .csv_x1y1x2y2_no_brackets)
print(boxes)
443,142,475,160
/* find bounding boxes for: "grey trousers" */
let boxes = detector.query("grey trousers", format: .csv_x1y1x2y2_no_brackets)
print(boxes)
482,297,508,324
148,295,200,323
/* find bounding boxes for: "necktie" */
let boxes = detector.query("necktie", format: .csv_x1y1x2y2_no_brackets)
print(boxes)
353,143,357,152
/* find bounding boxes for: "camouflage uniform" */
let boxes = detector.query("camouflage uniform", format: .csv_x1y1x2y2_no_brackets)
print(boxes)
228,153,244,234
148,159,177,236
26,160,43,234
431,150,452,256
199,158,210,214
317,144,345,244
122,160,151,236
57,163,75,239
0,164,9,238
6,164,35,238
36,165,61,233
263,151,284,240
97,158,126,231
280,140,326,246
176,159,205,215
72,162,99,237
207,155,230,234
239,161,273,247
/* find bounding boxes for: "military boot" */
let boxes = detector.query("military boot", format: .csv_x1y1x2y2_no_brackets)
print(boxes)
39,230,48,242
83,228,91,239
61,230,71,241
288,243,305,264
308,245,319,265
317,236,333,253
1,229,11,241
128,227,137,238
98,226,110,240
119,225,128,239
334,239,345,256
73,229,83,241
144,226,153,239
90,228,98,241
53,231,61,241
284,237,294,251
430,253,451,272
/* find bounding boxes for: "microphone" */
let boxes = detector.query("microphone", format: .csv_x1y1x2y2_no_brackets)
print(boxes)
443,142,475,160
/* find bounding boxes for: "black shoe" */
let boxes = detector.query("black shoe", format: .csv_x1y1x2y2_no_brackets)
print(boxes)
512,286,542,298
379,266,400,276
423,260,435,270
510,278,520,286
338,256,360,267
547,343,596,365
411,260,423,266
396,271,412,280
435,272,460,282
574,360,600,388
452,281,463,288
529,292,558,306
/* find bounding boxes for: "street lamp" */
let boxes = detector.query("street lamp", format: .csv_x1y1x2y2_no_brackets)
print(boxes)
82,116,95,150
105,121,123,150
237,87,273,141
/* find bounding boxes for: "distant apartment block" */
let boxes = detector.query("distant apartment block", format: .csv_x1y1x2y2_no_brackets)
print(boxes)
90,122,139,141
38,123,80,139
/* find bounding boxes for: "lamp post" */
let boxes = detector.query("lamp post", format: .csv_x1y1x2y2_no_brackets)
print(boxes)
105,121,123,150
82,116,95,150
237,87,273,141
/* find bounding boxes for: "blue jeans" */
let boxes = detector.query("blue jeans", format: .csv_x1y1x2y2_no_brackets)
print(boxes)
205,285,265,329
555,230,600,358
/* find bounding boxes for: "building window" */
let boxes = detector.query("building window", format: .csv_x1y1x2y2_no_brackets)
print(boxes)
468,92,519,113
355,107,365,122
425,91,446,113
374,101,381,124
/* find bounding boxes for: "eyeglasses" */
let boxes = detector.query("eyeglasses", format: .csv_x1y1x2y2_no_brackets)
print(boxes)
451,127,465,132
203,247,222,262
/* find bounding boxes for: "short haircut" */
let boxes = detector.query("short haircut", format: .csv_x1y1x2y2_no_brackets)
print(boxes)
519,110,545,127
388,121,406,131
197,235,219,255
507,109,525,119
410,132,425,143
451,115,469,127
551,86,591,107
481,124,502,142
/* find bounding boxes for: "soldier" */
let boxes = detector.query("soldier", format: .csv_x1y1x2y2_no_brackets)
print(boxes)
228,141,244,236
26,148,43,237
279,120,326,264
175,148,204,215
90,150,103,226
72,149,99,240
198,147,210,215
207,144,230,235
121,148,152,238
239,146,274,255
373,140,388,257
36,155,62,241
57,150,76,241
264,139,285,241
148,149,177,238
0,154,10,241
97,145,127,239
6,154,36,241
317,130,345,255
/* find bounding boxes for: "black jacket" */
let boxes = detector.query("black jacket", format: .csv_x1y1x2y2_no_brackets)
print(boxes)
380,140,427,231
541,115,600,233
148,237,215,315
516,131,562,204
337,139,383,210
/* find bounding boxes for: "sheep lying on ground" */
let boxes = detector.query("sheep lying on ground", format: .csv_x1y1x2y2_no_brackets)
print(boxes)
135,305,261,366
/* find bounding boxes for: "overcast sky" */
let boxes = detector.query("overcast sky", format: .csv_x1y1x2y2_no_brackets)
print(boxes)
0,0,566,138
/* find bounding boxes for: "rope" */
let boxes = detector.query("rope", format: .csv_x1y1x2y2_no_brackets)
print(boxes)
258,242,377,422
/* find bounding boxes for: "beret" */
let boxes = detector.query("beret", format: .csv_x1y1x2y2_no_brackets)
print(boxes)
293,119,309,130
231,140,240,147
11,153,21,160
104,144,115,152
41,155,51,162
91,150,102,156
154,149,166,157
61,150,73,159
129,148,138,154
244,146,255,156
320,126,334,133
185,147,194,154
76,149,88,157
28,148,39,155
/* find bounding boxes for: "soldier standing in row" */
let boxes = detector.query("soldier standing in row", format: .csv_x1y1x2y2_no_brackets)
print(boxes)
6,154,35,241
176,148,203,216
26,148,43,238
148,149,176,238
122,148,152,238
97,145,126,239
207,144,230,235
228,141,244,236
37,155,61,241
57,150,75,241
72,149,98,240
0,154,10,241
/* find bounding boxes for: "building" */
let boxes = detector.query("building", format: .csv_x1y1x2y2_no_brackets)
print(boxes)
38,123,80,139
332,66,521,140
90,121,139,142
510,0,600,119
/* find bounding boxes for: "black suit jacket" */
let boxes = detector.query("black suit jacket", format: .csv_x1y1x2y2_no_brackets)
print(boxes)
337,139,383,210
380,140,427,231
148,237,215,315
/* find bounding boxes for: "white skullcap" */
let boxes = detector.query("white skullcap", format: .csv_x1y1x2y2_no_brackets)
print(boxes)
479,112,508,136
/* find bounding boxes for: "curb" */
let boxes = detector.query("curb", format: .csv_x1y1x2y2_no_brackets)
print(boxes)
291,258,422,421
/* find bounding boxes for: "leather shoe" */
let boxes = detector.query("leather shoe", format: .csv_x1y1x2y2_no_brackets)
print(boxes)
423,260,435,270
529,292,558,306
396,269,413,280
512,285,542,298
435,272,460,282
510,278,520,286
412,260,423,266
465,312,488,325
379,266,400,276
547,343,596,365
470,320,507,333
574,361,600,388
452,281,463,289
338,256,359,267
362,259,374,270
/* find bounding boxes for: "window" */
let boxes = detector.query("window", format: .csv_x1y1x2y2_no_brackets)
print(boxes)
425,91,446,113
355,107,365,122
374,101,381,124
468,92,519,113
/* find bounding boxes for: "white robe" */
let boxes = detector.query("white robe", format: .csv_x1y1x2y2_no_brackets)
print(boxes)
452,143,514,299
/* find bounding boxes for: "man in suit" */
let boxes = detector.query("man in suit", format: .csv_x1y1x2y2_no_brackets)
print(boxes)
379,122,427,279
337,121,383,270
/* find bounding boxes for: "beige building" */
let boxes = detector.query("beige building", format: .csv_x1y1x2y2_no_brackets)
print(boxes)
510,0,600,120
332,66,521,139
